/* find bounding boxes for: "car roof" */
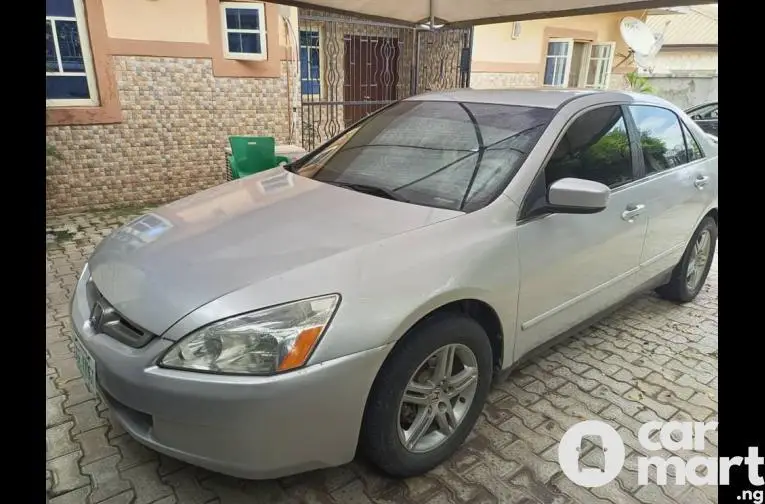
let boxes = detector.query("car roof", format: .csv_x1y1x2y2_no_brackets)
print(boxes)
406,88,672,110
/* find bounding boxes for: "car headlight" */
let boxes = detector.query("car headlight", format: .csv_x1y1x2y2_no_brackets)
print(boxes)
159,294,340,375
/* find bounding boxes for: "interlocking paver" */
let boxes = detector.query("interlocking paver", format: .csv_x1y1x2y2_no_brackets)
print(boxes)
47,395,71,428
78,427,120,465
47,422,79,461
112,434,158,470
46,209,718,503
48,451,89,496
68,399,108,435
121,461,175,504
82,454,132,503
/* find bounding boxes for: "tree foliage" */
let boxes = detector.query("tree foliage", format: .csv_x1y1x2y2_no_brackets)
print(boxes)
624,70,656,94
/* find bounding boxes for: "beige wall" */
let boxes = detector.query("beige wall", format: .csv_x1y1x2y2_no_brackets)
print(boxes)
103,0,210,43
102,0,294,46
470,11,643,89
472,11,643,66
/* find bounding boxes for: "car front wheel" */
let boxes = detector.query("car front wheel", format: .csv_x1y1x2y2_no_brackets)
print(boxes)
360,313,493,477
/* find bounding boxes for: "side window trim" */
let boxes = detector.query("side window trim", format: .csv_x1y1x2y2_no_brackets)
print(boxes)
620,104,646,180
680,119,707,161
518,102,632,222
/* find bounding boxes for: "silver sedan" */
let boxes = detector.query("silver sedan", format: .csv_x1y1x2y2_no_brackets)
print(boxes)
70,88,718,480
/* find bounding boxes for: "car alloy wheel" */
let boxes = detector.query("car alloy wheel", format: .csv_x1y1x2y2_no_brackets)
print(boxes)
360,313,492,477
685,229,711,292
396,343,479,453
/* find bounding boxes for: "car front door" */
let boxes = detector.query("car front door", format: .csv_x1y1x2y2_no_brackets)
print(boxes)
627,105,717,281
513,104,648,360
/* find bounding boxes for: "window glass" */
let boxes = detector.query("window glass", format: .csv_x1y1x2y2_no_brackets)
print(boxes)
46,0,75,17
544,40,571,86
545,105,633,189
682,123,705,162
225,8,260,30
289,101,554,212
222,3,265,57
585,43,614,89
629,105,688,174
300,30,321,95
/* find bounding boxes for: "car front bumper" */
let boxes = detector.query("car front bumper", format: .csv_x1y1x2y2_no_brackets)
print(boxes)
71,274,393,480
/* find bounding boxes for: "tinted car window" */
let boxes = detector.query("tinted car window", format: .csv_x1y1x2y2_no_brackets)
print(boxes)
545,105,633,189
289,101,554,212
682,123,705,163
629,105,688,174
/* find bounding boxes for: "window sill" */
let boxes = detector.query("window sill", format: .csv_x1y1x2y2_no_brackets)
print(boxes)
223,52,268,61
47,103,122,126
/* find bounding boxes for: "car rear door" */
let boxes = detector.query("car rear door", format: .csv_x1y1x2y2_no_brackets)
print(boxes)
626,104,716,282
513,104,649,360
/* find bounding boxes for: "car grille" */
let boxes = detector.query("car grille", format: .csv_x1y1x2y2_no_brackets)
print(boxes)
85,278,156,348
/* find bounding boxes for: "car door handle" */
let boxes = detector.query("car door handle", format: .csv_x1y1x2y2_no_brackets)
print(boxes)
694,175,710,189
621,204,645,222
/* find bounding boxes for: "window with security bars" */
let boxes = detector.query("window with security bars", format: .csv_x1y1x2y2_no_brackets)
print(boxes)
46,0,98,106
300,30,321,96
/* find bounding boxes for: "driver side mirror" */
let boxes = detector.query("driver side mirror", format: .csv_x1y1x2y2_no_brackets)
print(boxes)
547,177,610,214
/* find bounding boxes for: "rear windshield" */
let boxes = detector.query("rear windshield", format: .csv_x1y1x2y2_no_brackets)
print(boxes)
288,100,553,212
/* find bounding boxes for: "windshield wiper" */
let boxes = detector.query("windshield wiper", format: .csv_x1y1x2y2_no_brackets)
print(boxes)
330,182,411,203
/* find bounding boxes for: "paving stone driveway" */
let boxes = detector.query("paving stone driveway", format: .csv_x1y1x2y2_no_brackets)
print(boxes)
46,210,718,504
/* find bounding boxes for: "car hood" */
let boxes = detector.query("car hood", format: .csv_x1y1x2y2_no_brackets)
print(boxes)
87,169,461,336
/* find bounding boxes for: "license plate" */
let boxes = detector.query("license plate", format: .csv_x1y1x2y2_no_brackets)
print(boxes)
73,335,97,394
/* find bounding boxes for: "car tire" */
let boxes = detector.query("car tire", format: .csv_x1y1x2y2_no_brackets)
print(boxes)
360,313,493,478
656,216,717,303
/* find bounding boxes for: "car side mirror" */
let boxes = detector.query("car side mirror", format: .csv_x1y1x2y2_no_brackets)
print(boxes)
547,177,610,214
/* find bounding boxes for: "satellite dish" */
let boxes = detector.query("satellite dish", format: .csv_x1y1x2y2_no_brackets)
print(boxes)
620,17,657,54
620,16,665,73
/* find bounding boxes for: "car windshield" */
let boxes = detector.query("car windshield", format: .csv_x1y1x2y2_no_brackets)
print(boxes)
287,100,554,212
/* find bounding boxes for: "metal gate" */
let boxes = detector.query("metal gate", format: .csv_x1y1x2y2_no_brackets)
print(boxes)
297,10,472,150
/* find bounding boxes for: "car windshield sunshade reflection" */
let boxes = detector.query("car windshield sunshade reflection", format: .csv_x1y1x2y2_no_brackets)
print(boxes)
289,101,554,212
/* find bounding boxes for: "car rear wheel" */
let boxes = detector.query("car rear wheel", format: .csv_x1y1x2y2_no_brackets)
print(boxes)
656,216,717,303
360,313,493,477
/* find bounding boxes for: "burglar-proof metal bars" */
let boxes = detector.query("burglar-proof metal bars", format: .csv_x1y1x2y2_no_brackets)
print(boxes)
298,9,472,151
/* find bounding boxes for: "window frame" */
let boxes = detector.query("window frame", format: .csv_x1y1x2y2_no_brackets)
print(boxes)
46,0,99,108
518,102,642,222
299,28,323,97
626,104,707,181
220,1,268,61
543,39,616,89
543,38,575,87
584,42,616,90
